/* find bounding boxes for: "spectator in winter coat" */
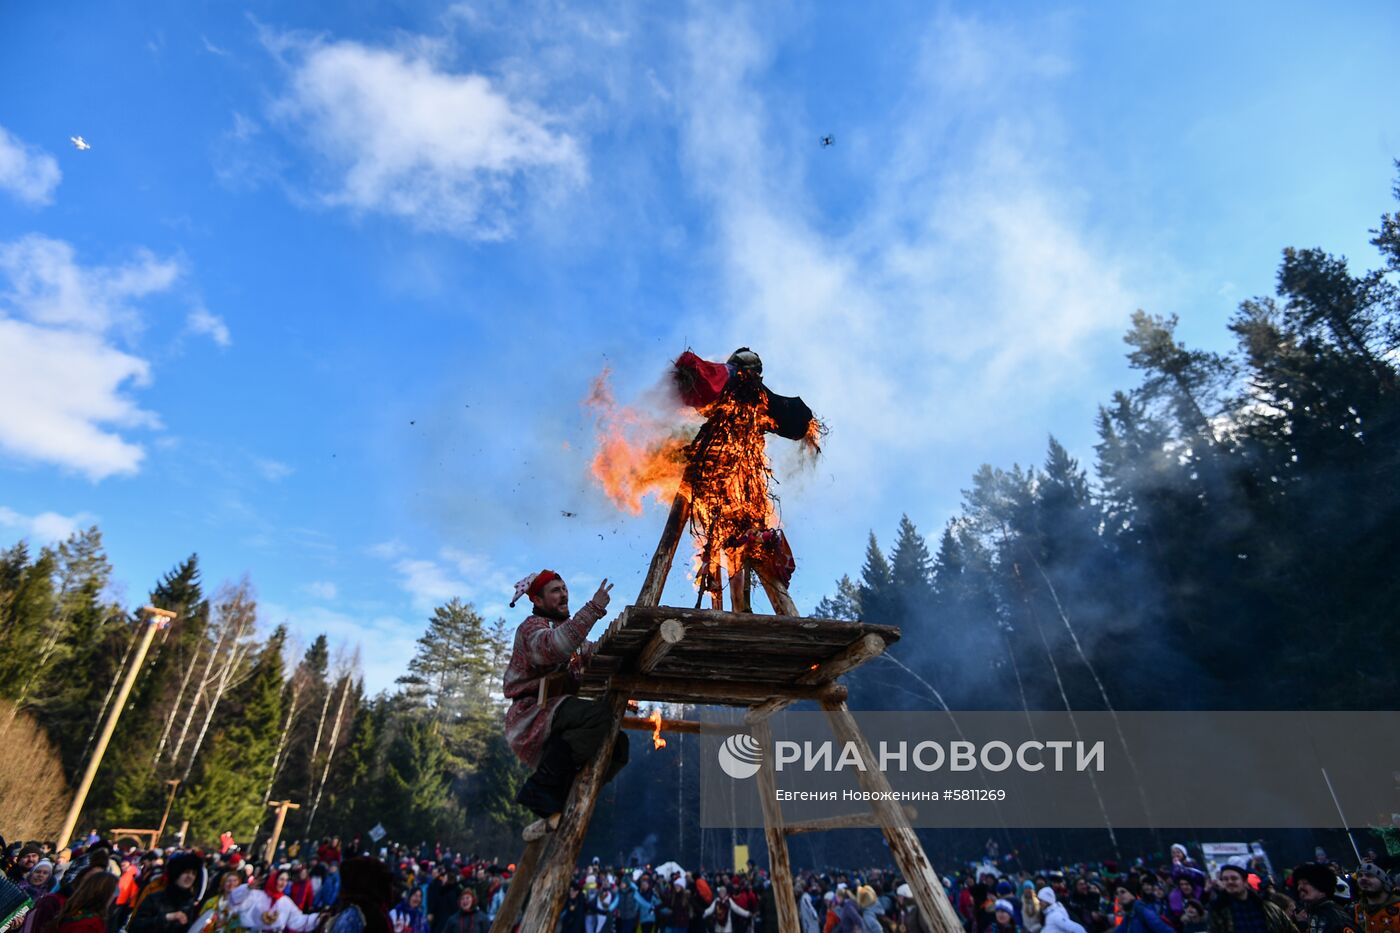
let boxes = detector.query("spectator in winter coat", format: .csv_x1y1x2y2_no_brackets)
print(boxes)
389,888,429,933
855,886,882,933
1037,888,1088,933
1353,863,1400,933
832,889,864,933
663,878,690,933
705,886,752,933
130,854,203,933
440,890,485,933
1115,884,1175,933
634,876,662,933
993,899,1021,933
19,862,53,902
798,884,822,933
1206,864,1293,933
559,884,588,933
315,863,342,913
1022,882,1045,933
1180,900,1208,933
44,872,117,933
1292,864,1359,933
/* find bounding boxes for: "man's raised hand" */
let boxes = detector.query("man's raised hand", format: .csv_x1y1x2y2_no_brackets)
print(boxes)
592,578,614,610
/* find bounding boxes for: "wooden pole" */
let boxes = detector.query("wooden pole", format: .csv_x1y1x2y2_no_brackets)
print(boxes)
619,716,730,735
518,692,629,931
752,720,800,933
156,779,180,842
55,605,176,850
487,834,546,933
754,564,798,616
264,800,300,865
636,492,690,607
820,699,962,933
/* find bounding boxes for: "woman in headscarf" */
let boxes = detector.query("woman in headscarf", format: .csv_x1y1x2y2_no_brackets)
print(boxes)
318,858,392,933
43,873,117,933
190,869,249,933
231,869,319,933
388,889,426,933
19,863,53,903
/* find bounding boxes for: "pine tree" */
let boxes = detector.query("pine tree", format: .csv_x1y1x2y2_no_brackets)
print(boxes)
181,626,286,844
812,574,861,621
856,533,894,626
396,599,502,771
888,515,935,627
379,717,453,842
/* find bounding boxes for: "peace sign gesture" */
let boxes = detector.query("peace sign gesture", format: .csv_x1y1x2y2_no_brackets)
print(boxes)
592,578,615,610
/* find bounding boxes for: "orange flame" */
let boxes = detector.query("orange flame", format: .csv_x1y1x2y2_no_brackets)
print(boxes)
585,369,692,513
586,361,803,607
647,707,667,750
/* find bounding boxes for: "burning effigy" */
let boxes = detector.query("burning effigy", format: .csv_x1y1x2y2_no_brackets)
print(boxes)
588,347,822,614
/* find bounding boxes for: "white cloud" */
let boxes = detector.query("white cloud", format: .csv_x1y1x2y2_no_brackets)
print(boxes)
304,580,338,600
266,32,586,237
253,457,293,481
261,602,412,693
0,505,92,544
385,546,513,613
0,235,186,479
0,125,61,206
672,8,1137,510
186,306,231,346
394,557,469,611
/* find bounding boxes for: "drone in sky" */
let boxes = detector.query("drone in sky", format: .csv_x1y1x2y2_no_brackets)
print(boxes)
820,134,835,147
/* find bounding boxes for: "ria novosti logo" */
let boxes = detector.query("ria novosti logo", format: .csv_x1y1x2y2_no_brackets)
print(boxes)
717,733,763,779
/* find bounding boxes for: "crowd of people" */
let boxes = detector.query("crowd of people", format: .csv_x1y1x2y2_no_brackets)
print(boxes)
3,832,1397,933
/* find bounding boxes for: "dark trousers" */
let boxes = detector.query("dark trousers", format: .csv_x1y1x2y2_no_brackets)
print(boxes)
517,697,629,815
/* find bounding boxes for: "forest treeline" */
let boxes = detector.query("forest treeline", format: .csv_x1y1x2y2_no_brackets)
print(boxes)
0,545,531,852
1,168,1397,859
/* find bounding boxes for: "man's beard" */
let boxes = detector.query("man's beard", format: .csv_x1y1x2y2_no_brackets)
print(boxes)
539,603,569,621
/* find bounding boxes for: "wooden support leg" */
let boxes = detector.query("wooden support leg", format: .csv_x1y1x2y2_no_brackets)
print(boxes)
754,564,799,616
487,832,546,933
637,492,691,608
752,720,800,933
519,692,629,932
728,559,752,614
820,699,963,933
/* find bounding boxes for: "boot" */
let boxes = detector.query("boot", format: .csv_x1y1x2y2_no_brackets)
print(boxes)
515,734,577,818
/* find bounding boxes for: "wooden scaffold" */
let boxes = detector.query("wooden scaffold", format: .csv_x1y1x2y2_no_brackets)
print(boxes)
490,492,964,933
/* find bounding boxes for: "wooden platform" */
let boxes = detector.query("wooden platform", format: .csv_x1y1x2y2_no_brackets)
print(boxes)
577,604,901,705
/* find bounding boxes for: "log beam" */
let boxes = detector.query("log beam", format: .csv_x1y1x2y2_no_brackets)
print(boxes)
821,698,962,933
619,716,731,735
746,633,888,724
752,720,800,933
636,618,686,673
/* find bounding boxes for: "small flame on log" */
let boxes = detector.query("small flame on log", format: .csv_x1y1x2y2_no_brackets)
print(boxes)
647,708,667,750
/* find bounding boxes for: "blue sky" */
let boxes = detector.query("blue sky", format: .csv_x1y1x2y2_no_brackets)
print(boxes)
2,1,1397,691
